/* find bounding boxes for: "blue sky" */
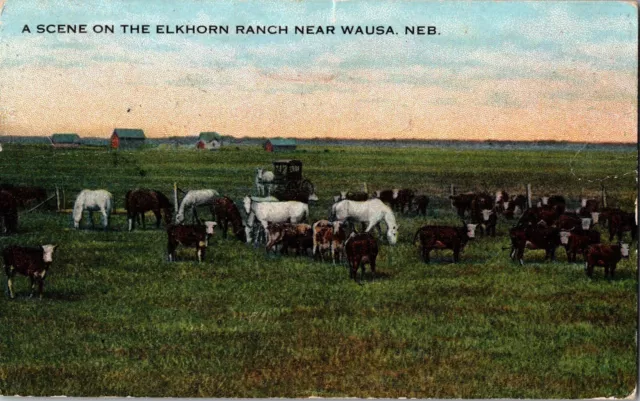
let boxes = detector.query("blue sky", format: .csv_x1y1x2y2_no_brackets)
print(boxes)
0,1,636,141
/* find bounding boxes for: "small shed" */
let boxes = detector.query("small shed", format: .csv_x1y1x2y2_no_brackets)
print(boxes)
196,132,222,150
111,128,145,150
265,138,296,152
51,133,80,148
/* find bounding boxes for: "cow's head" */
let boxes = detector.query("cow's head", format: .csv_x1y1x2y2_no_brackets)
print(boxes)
204,221,217,235
308,193,319,202
541,196,549,205
575,207,582,214
620,243,630,258
502,201,510,211
175,211,185,224
333,195,341,203
591,212,600,224
340,191,347,200
481,209,493,222
392,189,399,199
256,167,263,176
581,198,587,207
332,220,343,234
466,223,478,239
243,196,252,215
581,218,592,230
42,244,58,263
559,231,571,245
374,190,381,198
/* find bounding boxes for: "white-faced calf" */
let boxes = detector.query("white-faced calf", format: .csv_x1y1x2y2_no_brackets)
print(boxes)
585,243,629,279
167,222,216,262
3,244,58,299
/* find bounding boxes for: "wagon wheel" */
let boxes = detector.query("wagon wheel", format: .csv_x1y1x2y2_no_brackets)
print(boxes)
300,179,314,195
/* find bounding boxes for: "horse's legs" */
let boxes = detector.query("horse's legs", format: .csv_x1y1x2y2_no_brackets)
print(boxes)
88,211,95,228
153,210,162,228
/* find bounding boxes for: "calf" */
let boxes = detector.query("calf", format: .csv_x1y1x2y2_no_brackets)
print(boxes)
559,228,601,262
3,244,58,299
167,222,216,262
509,224,560,266
413,195,429,216
597,207,622,228
266,223,312,255
344,232,379,282
413,222,477,263
312,220,346,263
585,243,630,279
473,208,497,237
609,211,637,241
0,190,19,234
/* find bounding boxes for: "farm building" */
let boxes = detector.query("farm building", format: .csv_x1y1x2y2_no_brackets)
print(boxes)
51,133,81,148
264,138,296,152
111,128,146,150
196,132,222,150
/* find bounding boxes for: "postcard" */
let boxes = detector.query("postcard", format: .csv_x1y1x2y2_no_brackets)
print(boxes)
0,0,637,399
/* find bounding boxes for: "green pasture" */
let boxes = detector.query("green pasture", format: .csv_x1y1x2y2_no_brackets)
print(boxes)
0,144,637,398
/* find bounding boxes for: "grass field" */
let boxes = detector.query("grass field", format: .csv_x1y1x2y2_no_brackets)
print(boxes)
0,143,637,398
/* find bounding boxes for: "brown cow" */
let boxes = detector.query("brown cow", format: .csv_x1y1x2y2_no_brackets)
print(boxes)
609,211,637,241
266,223,312,255
313,220,346,263
374,189,397,209
413,222,477,263
585,243,630,278
3,244,58,299
167,222,216,262
509,224,560,266
345,232,378,282
559,228,601,263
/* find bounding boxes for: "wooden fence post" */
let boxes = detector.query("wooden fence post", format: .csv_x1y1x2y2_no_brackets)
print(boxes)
174,182,179,222
601,184,607,208
62,189,65,210
526,184,532,209
450,184,455,210
55,186,60,211
362,182,368,194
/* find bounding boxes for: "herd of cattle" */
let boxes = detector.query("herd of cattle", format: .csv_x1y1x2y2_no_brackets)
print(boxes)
0,180,637,298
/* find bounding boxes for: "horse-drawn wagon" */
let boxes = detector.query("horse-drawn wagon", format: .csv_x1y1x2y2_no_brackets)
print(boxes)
255,159,315,198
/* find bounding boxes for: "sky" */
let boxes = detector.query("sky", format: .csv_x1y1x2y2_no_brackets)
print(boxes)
0,0,637,142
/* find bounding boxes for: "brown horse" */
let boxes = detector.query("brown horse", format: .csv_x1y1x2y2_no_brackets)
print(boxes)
0,190,18,234
213,196,246,241
0,184,48,208
125,189,173,231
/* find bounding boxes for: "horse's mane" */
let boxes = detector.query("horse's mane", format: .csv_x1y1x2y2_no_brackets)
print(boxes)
153,190,172,209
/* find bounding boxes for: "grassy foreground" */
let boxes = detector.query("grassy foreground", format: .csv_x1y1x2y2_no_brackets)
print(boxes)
0,144,637,398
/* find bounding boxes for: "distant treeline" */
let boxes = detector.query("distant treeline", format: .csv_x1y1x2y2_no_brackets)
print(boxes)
0,135,635,152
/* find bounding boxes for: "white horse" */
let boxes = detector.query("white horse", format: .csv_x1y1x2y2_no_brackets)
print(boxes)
73,189,113,229
255,168,275,196
331,198,398,245
243,196,308,245
176,189,220,223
